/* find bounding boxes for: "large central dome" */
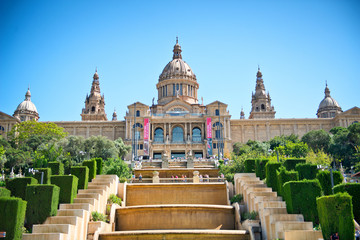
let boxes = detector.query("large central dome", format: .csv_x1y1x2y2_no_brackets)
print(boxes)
156,39,199,105
159,40,197,82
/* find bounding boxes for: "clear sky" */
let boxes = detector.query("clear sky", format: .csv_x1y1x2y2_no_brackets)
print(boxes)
1,0,359,121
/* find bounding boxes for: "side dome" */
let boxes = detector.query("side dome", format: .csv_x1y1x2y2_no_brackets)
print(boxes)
13,88,39,121
317,84,342,118
159,40,196,82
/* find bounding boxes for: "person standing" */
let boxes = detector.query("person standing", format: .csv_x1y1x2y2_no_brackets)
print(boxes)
139,173,143,183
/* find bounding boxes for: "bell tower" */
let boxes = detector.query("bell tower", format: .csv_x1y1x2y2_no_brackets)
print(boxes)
81,69,108,121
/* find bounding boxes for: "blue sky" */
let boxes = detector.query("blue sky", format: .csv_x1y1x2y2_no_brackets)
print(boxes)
1,0,359,121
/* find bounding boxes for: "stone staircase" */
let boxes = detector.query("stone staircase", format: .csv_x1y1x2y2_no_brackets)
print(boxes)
234,173,323,240
23,175,119,240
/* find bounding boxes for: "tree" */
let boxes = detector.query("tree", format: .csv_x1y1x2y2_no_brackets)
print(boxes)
114,137,131,159
58,135,86,163
0,146,7,170
306,149,332,166
232,142,251,156
8,121,68,150
269,134,299,150
84,136,118,160
348,122,360,153
103,158,131,180
275,142,309,158
301,129,331,152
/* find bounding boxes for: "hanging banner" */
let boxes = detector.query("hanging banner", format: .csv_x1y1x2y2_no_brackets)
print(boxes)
206,118,213,157
143,118,149,155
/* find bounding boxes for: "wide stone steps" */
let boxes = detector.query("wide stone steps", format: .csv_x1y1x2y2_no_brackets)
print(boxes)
22,174,119,240
234,173,322,240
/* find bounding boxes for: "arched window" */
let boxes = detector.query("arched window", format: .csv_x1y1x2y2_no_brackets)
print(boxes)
154,128,164,143
0,125,4,135
132,123,143,128
261,104,265,110
215,109,219,116
172,126,184,143
212,122,223,128
136,110,140,117
192,127,201,142
91,106,95,112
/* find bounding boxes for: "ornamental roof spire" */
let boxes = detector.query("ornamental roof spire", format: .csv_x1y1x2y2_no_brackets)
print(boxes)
173,37,182,59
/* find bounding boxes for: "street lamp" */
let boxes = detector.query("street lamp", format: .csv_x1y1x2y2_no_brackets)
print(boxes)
29,168,44,184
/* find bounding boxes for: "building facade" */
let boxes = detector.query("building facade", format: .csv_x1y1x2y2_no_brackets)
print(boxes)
1,40,360,159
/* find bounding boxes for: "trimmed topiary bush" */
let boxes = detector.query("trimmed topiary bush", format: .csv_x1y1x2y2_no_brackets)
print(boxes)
283,179,321,224
317,192,354,240
295,163,318,180
244,159,256,173
48,161,64,175
34,168,52,184
283,158,306,171
25,184,60,226
0,187,11,198
0,197,27,240
333,183,360,223
93,158,103,175
71,166,89,189
51,175,78,204
255,159,269,180
265,162,282,192
276,167,299,197
316,170,343,195
83,159,97,182
6,177,38,200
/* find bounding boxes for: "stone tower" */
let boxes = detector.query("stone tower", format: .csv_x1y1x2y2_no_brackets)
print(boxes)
81,70,108,121
13,87,40,122
317,83,342,118
249,67,275,119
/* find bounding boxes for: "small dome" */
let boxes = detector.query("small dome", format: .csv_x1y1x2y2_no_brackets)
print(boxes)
159,58,196,81
318,96,340,109
317,84,342,118
15,89,38,114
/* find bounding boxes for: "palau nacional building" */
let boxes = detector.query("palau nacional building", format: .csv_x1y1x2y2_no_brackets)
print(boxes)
1,40,360,160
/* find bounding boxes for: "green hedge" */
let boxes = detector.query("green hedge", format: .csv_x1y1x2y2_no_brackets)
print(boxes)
317,192,354,240
6,177,38,200
255,159,269,180
244,159,256,173
0,197,27,240
82,159,97,182
283,158,306,171
25,184,60,226
71,166,89,189
0,187,11,198
265,162,282,192
93,158,103,175
48,161,64,175
34,168,52,184
276,167,299,197
316,170,343,195
295,163,318,180
283,179,321,224
333,183,360,223
50,175,78,204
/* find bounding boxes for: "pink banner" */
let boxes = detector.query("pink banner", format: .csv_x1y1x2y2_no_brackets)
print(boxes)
206,118,212,138
144,118,149,140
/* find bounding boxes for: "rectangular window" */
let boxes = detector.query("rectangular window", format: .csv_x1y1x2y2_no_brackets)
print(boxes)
165,85,167,96
213,143,217,149
180,84,183,95
173,84,175,96
135,131,140,140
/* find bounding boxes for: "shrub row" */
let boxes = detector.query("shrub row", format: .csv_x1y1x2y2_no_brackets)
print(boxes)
48,161,64,175
34,168,52,184
283,158,306,171
0,187,11,198
255,159,269,180
83,159,97,182
0,197,27,240
317,192,354,240
26,184,60,226
265,162,282,192
333,183,360,223
6,177,38,200
94,158,103,175
51,175,78,204
71,166,89,189
283,179,321,224
276,167,298,197
316,170,343,195
295,163,318,180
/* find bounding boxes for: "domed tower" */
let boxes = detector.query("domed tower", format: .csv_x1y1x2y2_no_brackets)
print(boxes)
156,38,199,105
317,83,342,118
249,67,275,119
13,87,39,122
112,108,117,121
81,70,108,121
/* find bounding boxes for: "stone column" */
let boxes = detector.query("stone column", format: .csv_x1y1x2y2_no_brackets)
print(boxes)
266,122,270,141
189,122,192,140
161,153,169,168
241,125,244,143
73,127,76,135
227,118,231,140
193,171,199,183
169,123,171,142
86,126,90,138
185,122,188,142
113,127,116,140
254,125,257,141
153,171,160,183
